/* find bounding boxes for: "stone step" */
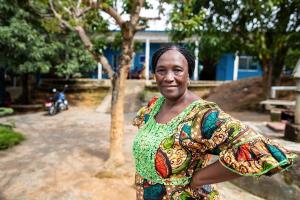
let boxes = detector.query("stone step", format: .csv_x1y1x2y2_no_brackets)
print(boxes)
96,80,146,113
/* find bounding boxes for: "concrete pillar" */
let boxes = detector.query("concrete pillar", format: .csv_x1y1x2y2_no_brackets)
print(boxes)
294,58,300,124
97,62,102,80
13,77,17,87
295,80,300,124
284,58,300,142
193,40,199,80
233,51,239,81
145,39,150,80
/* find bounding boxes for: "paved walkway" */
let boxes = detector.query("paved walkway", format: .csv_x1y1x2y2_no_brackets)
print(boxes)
0,108,288,200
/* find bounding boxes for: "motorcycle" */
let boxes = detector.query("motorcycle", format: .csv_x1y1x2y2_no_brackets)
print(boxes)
44,85,68,115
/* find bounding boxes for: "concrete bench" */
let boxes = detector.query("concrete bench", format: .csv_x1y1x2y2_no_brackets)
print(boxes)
260,99,296,110
270,86,296,98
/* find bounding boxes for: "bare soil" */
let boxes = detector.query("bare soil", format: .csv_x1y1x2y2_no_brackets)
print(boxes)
206,77,296,112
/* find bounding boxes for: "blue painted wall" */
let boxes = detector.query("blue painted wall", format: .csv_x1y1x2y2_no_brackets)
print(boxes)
103,43,163,76
216,53,235,80
238,69,263,79
216,53,263,80
101,46,263,80
133,43,162,72
103,48,121,72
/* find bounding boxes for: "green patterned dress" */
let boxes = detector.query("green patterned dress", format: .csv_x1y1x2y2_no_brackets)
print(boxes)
132,96,296,200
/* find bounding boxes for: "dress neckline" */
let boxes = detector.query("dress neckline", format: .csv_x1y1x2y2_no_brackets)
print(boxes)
151,96,200,126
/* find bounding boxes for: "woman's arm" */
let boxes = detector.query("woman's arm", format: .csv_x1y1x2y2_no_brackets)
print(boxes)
190,160,241,189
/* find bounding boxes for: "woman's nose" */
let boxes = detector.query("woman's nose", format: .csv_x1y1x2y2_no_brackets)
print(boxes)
165,71,175,82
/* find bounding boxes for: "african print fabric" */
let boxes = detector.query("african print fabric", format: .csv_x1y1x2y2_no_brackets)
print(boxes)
132,96,296,200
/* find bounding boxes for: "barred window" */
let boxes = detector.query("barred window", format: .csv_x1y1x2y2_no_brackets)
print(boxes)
239,56,259,70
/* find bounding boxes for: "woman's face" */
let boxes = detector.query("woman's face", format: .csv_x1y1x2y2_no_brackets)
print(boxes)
154,50,189,100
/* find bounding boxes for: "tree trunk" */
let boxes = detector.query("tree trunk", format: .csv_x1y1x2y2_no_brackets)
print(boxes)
0,67,5,106
108,32,133,166
108,67,127,166
21,73,30,104
272,47,288,85
261,58,272,99
261,50,287,99
200,58,217,80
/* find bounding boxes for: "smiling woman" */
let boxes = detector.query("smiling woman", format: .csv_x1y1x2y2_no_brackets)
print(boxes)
132,45,296,200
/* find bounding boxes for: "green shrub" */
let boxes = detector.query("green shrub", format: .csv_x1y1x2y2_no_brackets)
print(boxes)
0,108,14,117
0,125,24,150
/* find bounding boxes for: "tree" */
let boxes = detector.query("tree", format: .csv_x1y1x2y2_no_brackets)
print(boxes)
169,1,229,80
169,0,300,96
50,32,97,79
0,0,100,104
48,0,165,166
0,0,55,104
45,0,114,78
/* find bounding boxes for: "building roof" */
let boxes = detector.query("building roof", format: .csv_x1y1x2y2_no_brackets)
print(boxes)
134,30,171,43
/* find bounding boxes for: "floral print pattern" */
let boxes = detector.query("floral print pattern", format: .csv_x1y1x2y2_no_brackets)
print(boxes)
133,96,296,200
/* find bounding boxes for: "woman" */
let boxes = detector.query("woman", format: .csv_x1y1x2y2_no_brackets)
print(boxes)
132,46,296,200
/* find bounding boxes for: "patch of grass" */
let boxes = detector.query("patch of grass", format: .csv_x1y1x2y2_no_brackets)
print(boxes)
0,107,14,117
0,125,24,150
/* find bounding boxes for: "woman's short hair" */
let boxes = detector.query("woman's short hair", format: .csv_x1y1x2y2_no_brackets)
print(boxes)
151,45,195,76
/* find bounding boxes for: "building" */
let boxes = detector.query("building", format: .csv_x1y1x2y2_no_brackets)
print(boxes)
97,31,263,81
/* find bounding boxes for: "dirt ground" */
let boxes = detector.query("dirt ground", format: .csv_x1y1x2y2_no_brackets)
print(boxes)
0,106,267,200
207,77,296,111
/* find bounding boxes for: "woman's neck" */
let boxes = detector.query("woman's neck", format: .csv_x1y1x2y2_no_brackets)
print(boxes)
164,90,190,108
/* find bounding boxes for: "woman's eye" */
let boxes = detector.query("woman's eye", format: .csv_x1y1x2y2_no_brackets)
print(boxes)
156,69,165,74
174,69,183,74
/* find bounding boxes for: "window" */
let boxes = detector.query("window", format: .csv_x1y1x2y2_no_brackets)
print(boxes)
239,56,259,70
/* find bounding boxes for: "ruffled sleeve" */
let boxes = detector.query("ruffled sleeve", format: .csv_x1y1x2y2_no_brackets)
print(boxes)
133,96,159,128
197,106,297,177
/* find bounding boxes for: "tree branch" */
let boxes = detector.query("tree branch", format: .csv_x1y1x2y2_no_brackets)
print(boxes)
140,16,161,21
74,26,114,78
99,5,124,27
76,6,92,18
77,0,82,10
135,24,148,31
131,0,162,28
130,0,144,26
49,0,74,30
58,0,72,16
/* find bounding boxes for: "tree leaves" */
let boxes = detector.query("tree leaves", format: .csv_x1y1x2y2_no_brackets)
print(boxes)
0,0,97,78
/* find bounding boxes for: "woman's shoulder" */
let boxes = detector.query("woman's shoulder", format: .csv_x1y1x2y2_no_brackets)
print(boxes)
146,96,160,107
183,98,220,122
132,96,160,127
193,98,219,110
187,91,219,110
